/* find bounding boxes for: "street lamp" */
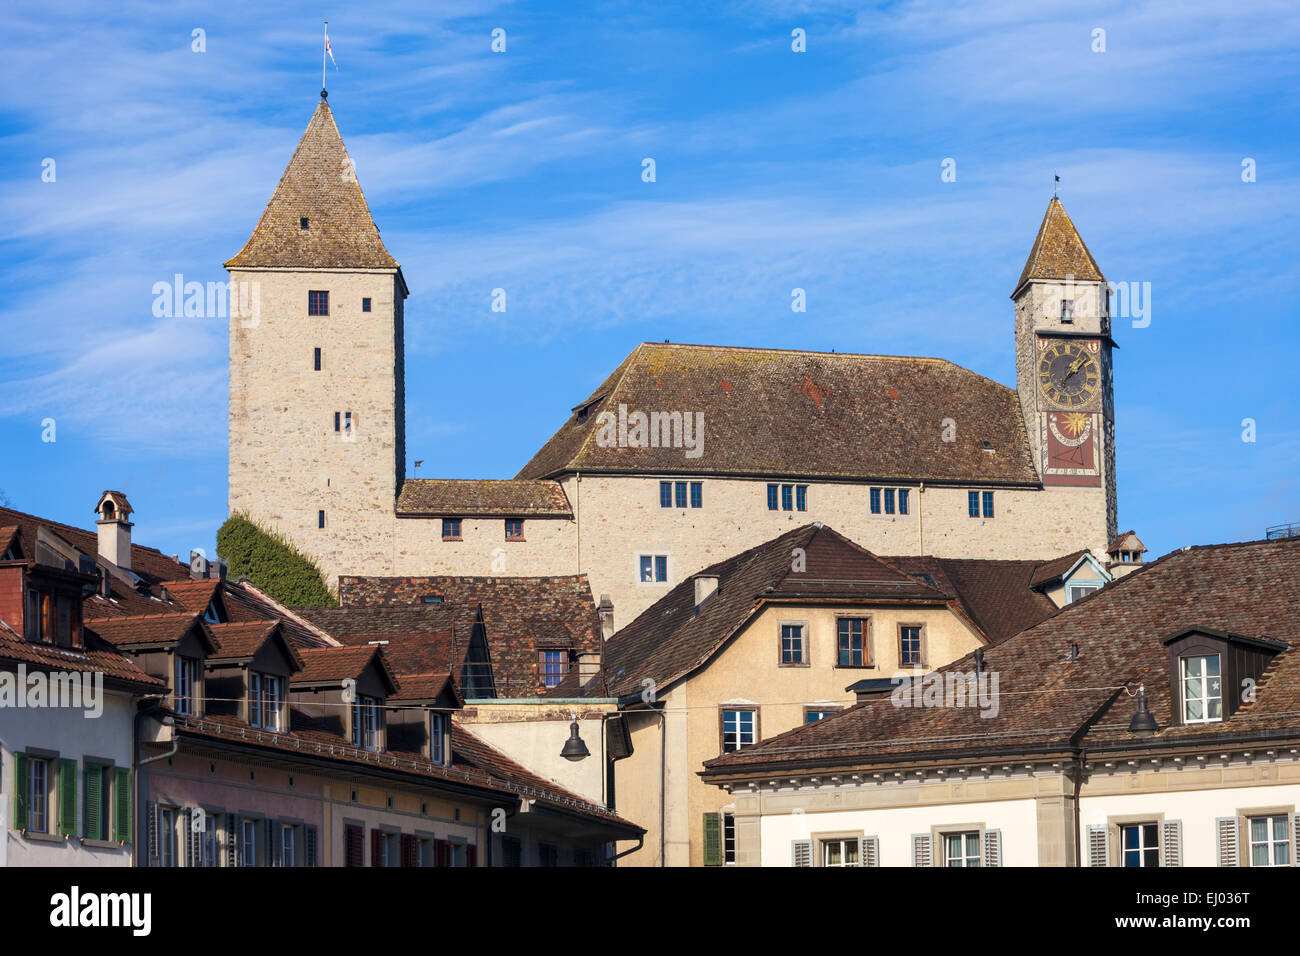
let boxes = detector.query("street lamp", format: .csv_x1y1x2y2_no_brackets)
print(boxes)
560,717,590,761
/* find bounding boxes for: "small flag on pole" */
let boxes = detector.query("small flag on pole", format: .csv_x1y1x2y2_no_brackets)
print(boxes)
323,21,338,93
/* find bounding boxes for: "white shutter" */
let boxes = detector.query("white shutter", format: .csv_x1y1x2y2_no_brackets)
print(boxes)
1216,817,1239,867
1161,820,1183,867
861,835,879,867
184,809,195,867
983,829,1002,867
1086,824,1109,867
227,815,239,868
146,802,159,866
791,839,812,867
1293,814,1300,867
912,833,932,867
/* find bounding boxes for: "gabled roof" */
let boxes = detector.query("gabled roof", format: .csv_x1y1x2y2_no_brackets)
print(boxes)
84,612,214,652
1108,530,1148,554
225,97,399,272
205,620,304,670
293,644,397,694
1027,549,1103,589
1013,197,1104,295
703,536,1300,778
604,524,949,699
0,619,165,691
396,479,572,517
514,342,1039,486
337,575,605,698
0,505,188,587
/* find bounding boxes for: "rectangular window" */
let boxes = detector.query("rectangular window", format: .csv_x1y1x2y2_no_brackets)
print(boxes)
721,708,756,753
1061,299,1074,323
28,757,49,833
308,290,329,316
313,347,321,371
675,481,688,508
639,555,653,582
318,510,326,529
944,831,981,867
538,843,558,867
823,838,860,867
441,518,461,540
654,555,668,582
539,650,567,688
781,485,793,511
300,217,309,230
334,411,341,432
202,815,219,867
250,674,282,731
1121,823,1160,867
281,824,296,867
968,491,980,517
837,618,867,667
723,813,736,865
241,819,257,867
344,411,353,436
160,808,177,867
362,297,372,313
780,624,805,665
175,656,199,716
870,488,881,514
766,484,778,511
898,489,910,515
659,481,672,508
1249,815,1291,867
1181,655,1223,724
505,518,524,540
1067,585,1099,603
429,713,445,765
982,491,994,518
795,485,807,511
690,482,703,509
884,489,895,515
56,597,71,645
352,696,380,750
899,625,922,667
805,708,840,723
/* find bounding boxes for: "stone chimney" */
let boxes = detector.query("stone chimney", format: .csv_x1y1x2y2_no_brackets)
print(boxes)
597,594,615,641
577,652,601,682
694,573,719,610
94,491,134,571
1106,531,1148,580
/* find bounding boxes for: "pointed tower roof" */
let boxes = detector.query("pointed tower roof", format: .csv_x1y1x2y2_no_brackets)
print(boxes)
1013,197,1104,296
226,95,398,271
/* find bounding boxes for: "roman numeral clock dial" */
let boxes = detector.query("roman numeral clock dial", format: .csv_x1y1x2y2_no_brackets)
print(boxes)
1039,341,1099,407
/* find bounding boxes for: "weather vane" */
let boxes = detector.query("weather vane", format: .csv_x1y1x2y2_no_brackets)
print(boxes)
1053,171,1060,198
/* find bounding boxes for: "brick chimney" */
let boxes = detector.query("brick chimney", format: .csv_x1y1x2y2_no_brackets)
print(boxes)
94,491,134,571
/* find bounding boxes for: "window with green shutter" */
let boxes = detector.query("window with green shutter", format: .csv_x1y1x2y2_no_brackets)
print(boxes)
57,758,77,836
702,812,722,866
84,764,103,840
112,767,131,844
12,752,27,831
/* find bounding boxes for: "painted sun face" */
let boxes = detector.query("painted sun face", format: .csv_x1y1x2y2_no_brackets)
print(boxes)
1039,342,1099,407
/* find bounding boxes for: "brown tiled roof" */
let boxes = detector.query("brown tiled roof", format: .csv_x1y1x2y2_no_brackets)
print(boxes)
294,644,391,687
223,581,338,647
0,505,188,587
338,575,604,698
83,612,203,648
396,479,572,517
205,620,303,670
160,579,221,614
1027,549,1091,589
884,554,1062,644
514,343,1038,485
704,537,1300,777
0,620,165,691
604,524,949,699
1013,197,1104,295
391,671,457,703
1107,530,1148,554
225,97,399,271
0,525,21,556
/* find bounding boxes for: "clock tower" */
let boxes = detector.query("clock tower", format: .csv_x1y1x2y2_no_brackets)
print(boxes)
1012,197,1118,545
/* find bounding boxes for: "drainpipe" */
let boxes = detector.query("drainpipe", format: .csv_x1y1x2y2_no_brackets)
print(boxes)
917,482,925,554
1072,748,1086,867
654,706,666,867
131,702,174,869
574,472,581,574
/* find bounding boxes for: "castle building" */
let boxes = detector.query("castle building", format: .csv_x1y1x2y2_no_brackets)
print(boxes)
226,95,1121,631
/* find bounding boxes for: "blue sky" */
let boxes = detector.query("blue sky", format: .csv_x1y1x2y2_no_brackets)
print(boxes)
1,0,1297,564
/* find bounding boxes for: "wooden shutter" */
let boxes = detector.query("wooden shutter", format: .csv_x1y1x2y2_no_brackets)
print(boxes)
146,802,159,866
57,758,77,836
1086,824,1109,867
371,828,384,867
305,824,318,867
400,833,416,867
12,752,27,831
434,838,450,867
702,812,722,866
861,835,879,867
983,829,1003,867
791,839,811,867
912,833,932,867
1216,817,1239,867
184,809,196,867
227,815,239,867
1161,820,1183,867
84,765,102,841
267,819,278,867
467,844,477,868
112,768,130,844
1293,814,1300,868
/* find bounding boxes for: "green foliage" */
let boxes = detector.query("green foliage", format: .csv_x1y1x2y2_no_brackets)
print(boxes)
216,513,336,607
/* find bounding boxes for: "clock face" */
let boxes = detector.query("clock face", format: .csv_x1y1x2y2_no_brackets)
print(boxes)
1039,341,1099,407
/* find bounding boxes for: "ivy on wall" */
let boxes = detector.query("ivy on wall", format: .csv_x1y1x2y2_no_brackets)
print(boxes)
216,513,337,607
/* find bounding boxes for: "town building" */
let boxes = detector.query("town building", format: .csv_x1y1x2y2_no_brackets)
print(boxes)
701,536,1300,868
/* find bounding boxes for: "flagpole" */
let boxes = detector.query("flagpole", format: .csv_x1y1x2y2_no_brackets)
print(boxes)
322,21,327,93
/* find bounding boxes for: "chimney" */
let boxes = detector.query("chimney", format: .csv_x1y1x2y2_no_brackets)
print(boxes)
577,651,601,681
694,574,719,611
190,550,209,580
597,594,615,641
94,491,134,572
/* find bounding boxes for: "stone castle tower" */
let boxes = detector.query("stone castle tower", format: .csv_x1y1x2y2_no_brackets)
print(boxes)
226,93,406,575
1011,197,1118,542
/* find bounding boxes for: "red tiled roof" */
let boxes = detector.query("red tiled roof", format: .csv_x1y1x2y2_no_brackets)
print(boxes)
83,612,203,648
0,505,188,587
0,620,165,690
294,644,387,685
396,479,572,517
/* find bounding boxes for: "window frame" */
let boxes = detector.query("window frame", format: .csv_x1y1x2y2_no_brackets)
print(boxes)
504,518,525,541
835,616,871,668
942,830,981,868
1247,813,1293,867
766,484,778,511
175,656,199,716
441,517,462,541
1119,821,1161,868
637,554,669,584
1180,653,1223,725
898,623,925,668
659,481,672,508
28,755,51,834
307,290,330,316
429,712,446,765
539,648,568,688
982,491,995,518
968,491,980,517
719,707,758,754
779,621,808,667
690,481,703,509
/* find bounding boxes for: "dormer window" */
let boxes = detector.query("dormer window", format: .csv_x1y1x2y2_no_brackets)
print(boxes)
430,712,446,765
352,695,381,751
175,656,200,716
24,589,41,641
203,599,222,624
1180,654,1223,724
249,673,284,731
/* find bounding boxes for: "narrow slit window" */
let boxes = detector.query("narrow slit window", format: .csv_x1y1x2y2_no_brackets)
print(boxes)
314,347,321,371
